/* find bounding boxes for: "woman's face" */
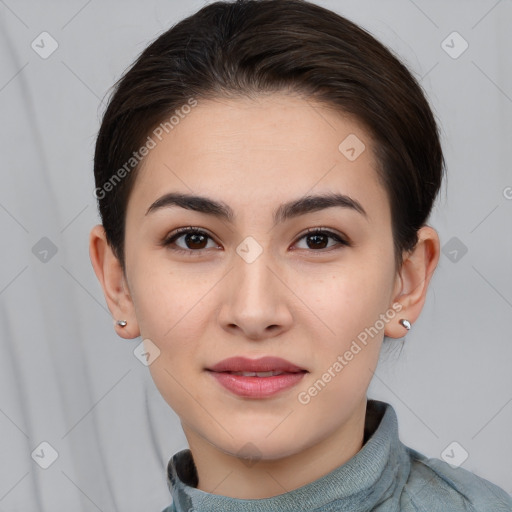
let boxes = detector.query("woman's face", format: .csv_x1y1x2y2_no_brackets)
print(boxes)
122,93,402,461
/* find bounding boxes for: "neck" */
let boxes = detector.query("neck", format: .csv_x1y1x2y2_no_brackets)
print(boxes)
182,397,367,499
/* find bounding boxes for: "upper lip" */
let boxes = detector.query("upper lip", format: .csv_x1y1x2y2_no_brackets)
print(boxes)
207,356,307,373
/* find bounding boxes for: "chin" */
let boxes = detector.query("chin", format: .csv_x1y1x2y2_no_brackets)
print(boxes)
210,425,310,463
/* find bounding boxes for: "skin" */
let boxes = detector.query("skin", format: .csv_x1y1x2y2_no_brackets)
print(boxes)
89,93,440,499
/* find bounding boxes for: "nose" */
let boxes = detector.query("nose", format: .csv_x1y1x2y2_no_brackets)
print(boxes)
218,249,293,341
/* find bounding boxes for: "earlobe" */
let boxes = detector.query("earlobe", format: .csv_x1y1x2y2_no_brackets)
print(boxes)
88,224,140,339
385,226,440,339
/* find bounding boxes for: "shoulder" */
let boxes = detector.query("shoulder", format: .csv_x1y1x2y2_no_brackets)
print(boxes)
401,446,512,511
161,505,176,512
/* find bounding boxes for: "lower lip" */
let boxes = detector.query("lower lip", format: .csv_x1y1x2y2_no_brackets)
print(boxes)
207,371,306,398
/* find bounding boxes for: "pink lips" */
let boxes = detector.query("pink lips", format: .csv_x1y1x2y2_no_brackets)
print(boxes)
206,356,308,398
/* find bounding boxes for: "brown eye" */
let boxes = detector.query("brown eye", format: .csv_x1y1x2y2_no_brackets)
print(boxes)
163,227,219,252
184,232,208,249
294,229,349,251
306,233,329,249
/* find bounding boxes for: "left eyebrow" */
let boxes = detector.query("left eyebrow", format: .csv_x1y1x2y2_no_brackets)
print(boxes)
145,192,367,224
274,193,367,224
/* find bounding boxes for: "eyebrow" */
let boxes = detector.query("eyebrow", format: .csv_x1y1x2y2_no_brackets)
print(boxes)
145,192,367,224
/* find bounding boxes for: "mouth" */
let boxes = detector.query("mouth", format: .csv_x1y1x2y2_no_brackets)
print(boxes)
221,370,301,377
206,356,308,374
206,356,308,398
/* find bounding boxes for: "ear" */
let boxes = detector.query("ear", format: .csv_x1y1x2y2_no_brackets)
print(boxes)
89,224,140,339
385,225,440,338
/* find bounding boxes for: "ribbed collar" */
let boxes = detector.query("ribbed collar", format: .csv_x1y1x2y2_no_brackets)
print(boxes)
166,400,411,512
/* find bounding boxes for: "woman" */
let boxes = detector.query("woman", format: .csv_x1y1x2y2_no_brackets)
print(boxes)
89,0,512,510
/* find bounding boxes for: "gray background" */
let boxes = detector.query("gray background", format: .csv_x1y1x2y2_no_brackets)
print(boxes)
0,0,511,510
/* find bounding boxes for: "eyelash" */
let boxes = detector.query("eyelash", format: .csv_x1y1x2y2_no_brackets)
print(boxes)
161,226,351,255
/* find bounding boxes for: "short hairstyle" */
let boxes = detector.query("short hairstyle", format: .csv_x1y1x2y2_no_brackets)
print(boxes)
93,0,445,273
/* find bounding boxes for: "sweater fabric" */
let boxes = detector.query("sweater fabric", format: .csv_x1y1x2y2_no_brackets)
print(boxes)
161,399,512,511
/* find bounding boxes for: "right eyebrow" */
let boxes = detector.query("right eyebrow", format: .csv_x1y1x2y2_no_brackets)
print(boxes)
145,193,234,221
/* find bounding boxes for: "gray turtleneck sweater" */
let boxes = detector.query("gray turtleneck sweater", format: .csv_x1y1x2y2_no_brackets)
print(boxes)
161,400,512,511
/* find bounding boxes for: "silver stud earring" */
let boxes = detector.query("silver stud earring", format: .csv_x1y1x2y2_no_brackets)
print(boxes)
116,320,127,327
399,319,411,330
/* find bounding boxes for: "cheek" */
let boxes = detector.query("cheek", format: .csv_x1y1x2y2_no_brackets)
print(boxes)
296,258,395,338
128,256,210,339
294,268,393,409
134,266,213,413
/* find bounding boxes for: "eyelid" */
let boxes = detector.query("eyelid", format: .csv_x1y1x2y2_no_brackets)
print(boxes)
167,226,215,239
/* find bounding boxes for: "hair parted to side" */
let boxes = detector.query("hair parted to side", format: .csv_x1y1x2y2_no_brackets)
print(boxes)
93,0,445,274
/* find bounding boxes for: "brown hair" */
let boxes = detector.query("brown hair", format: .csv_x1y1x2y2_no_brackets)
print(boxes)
93,0,445,273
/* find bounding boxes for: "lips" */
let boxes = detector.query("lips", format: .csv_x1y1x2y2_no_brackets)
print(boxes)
207,356,307,374
206,357,308,398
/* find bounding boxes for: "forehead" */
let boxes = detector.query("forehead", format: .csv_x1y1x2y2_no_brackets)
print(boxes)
128,93,389,223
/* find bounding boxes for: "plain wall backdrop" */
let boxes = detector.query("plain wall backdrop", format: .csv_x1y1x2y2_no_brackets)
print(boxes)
0,0,511,510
